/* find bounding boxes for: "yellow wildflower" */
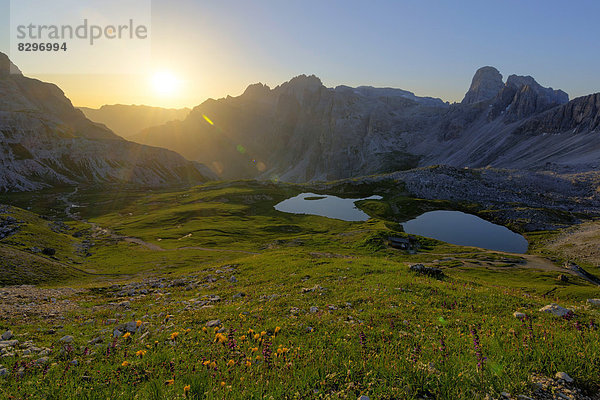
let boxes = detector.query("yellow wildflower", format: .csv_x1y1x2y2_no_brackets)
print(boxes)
123,332,131,339
215,333,227,343
210,361,216,368
170,332,179,340
183,385,191,394
253,334,260,340
251,347,259,352
165,379,174,386
202,327,207,332
136,320,142,327
274,326,281,335
220,381,226,387
245,359,252,367
240,335,246,341
202,360,211,366
260,331,267,337
136,350,147,357
227,359,235,367
121,361,130,367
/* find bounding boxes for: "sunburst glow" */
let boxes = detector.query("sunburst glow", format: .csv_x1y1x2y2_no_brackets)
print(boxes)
151,71,180,96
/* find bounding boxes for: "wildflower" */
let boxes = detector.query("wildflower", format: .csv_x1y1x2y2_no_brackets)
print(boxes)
220,381,226,387
170,332,179,340
245,359,252,367
260,331,267,337
263,339,273,367
227,359,235,367
253,334,260,340
215,333,227,343
165,379,174,386
202,327,207,332
274,326,281,335
210,361,216,368
123,332,131,339
136,350,147,357
121,361,130,367
248,329,254,334
240,335,246,341
184,385,191,395
470,325,486,371
251,347,259,352
136,320,142,327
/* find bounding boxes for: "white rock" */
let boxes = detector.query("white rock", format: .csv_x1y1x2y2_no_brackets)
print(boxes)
59,335,74,343
206,319,221,328
513,311,526,319
555,372,573,383
539,304,572,317
587,299,600,307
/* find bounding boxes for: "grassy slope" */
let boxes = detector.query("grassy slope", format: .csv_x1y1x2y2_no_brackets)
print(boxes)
0,182,598,399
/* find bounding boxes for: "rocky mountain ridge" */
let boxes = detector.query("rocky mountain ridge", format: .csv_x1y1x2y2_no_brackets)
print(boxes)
133,66,600,182
79,105,191,139
0,53,215,192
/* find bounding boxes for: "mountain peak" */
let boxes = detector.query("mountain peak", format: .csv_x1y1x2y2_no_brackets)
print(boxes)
0,52,22,76
462,66,504,104
506,74,569,104
242,82,271,98
276,74,323,92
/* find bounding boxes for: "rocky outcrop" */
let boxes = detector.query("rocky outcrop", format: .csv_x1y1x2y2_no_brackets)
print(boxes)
0,53,21,76
461,66,504,104
490,74,569,122
515,93,600,135
0,53,215,192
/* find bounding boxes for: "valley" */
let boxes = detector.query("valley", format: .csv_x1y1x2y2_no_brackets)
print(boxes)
0,50,599,399
0,178,599,399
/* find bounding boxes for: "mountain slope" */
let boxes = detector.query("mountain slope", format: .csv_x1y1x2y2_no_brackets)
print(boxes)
0,53,215,192
130,68,599,181
79,105,191,139
135,75,449,180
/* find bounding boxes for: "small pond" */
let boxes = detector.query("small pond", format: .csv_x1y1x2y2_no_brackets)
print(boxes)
274,192,382,222
274,194,528,253
402,210,528,253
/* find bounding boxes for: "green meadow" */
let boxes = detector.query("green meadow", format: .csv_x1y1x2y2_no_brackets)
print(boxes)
0,181,598,399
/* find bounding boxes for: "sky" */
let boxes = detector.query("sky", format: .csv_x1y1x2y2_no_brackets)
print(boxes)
1,0,599,109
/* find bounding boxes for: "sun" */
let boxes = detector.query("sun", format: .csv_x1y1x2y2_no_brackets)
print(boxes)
151,71,180,96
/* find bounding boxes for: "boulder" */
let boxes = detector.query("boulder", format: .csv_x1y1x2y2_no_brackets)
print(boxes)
587,299,600,307
409,264,444,278
555,372,573,383
513,311,527,320
206,319,221,328
59,335,74,343
539,304,572,317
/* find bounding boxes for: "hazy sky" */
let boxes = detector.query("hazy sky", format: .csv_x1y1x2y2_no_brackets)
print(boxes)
1,0,599,108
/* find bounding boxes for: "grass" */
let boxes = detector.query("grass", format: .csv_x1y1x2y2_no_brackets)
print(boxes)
0,181,598,399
